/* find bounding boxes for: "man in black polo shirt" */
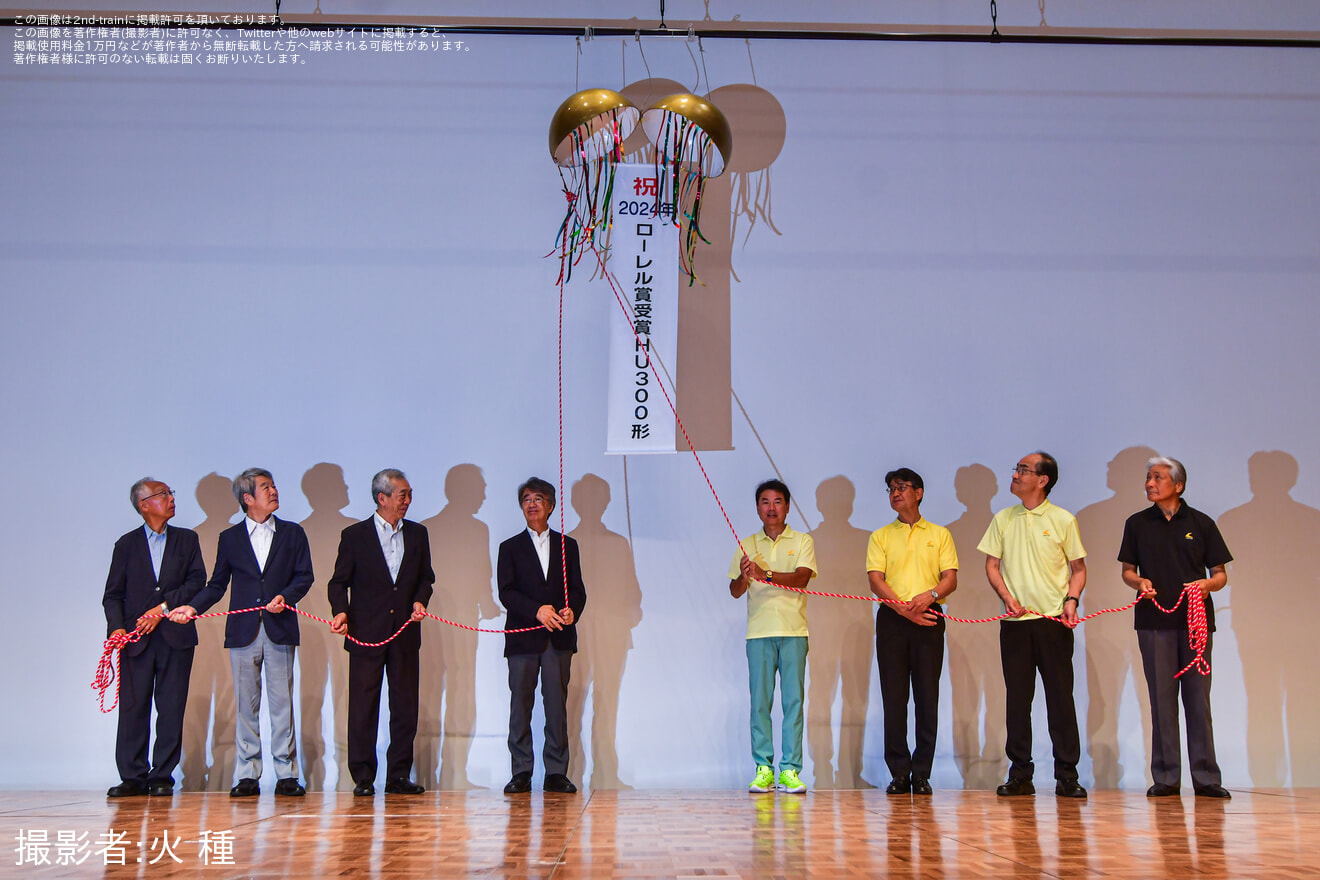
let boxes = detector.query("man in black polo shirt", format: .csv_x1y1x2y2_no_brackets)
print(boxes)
1118,456,1232,799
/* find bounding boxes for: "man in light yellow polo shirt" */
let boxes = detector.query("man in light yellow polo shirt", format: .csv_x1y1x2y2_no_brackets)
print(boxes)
866,467,958,796
727,479,818,795
978,451,1088,799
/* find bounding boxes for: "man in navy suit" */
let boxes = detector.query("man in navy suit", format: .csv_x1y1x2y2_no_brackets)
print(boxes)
103,478,207,797
328,469,435,796
172,468,313,797
498,477,587,795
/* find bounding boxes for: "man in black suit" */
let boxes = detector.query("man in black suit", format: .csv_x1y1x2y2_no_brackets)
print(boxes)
172,468,313,798
498,477,587,795
103,478,207,797
328,468,435,796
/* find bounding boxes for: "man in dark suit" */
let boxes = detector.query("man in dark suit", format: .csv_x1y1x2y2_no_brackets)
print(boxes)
172,468,313,797
328,468,435,796
103,478,207,797
498,477,587,795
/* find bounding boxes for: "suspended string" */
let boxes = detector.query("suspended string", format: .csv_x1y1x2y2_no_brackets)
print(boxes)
553,109,628,284
650,111,712,285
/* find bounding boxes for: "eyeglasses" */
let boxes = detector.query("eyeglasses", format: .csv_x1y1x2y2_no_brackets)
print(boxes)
1011,465,1039,476
141,488,175,502
888,482,914,494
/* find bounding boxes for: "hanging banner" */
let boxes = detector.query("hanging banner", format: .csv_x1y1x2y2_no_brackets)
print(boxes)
605,162,678,454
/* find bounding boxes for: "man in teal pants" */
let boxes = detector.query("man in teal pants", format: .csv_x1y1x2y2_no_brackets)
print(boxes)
727,479,818,794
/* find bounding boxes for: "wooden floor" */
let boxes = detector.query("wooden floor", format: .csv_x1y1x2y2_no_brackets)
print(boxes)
4,788,1316,879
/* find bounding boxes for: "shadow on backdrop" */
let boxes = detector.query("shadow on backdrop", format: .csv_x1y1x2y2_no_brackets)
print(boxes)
420,464,498,789
944,463,1008,790
567,473,643,789
180,472,238,791
805,475,874,789
618,78,785,452
1220,450,1320,787
1076,445,1158,789
298,462,357,791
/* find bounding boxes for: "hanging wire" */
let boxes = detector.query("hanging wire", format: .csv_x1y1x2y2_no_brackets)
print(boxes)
635,30,654,82
990,0,1001,39
685,36,701,93
745,37,757,85
574,35,581,90
698,36,711,96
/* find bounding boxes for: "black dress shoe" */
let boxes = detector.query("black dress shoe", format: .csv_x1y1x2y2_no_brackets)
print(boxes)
1055,780,1087,799
353,781,376,797
543,774,578,794
274,778,306,797
996,777,1035,797
385,779,425,795
885,777,911,795
230,778,260,798
911,778,933,796
1147,783,1181,797
503,772,532,794
107,781,148,798
1194,784,1232,799
148,782,174,797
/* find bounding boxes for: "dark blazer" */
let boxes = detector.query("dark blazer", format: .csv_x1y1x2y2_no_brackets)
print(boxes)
190,516,314,648
327,517,435,656
497,530,587,657
102,524,207,657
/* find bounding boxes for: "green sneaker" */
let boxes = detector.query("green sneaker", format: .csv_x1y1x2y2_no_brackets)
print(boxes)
748,765,775,793
778,768,807,794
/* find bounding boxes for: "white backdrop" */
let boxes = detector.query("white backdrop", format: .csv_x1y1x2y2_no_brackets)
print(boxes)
2,2,1319,791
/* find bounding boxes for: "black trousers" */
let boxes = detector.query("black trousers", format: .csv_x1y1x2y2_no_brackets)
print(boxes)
116,636,193,786
876,605,945,781
347,641,420,785
508,645,572,777
1138,629,1221,788
1000,618,1080,783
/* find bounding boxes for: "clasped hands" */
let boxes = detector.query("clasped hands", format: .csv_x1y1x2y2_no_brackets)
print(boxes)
536,604,575,631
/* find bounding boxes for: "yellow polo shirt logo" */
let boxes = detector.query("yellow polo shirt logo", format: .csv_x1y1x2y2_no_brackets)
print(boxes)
1042,529,1051,537
1185,532,1194,540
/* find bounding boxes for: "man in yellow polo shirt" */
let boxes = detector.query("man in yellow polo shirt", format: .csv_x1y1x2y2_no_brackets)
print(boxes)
866,468,958,796
978,451,1088,799
728,479,818,794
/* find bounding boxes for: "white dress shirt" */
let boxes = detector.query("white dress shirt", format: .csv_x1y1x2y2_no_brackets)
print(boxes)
528,527,551,579
375,512,404,583
247,515,276,572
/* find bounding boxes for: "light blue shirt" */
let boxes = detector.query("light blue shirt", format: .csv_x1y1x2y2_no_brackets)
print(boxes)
143,523,167,580
374,513,404,583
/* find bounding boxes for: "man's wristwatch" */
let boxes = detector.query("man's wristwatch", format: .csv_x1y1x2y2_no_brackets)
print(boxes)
1062,596,1079,606
929,589,939,601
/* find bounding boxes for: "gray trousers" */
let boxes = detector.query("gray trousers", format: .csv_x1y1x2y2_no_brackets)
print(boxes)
229,621,298,782
507,645,572,777
1138,629,1221,789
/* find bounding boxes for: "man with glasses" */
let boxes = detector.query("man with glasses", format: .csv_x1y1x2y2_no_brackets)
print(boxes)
498,477,587,795
978,452,1088,798
171,468,313,798
866,468,958,796
103,479,207,797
